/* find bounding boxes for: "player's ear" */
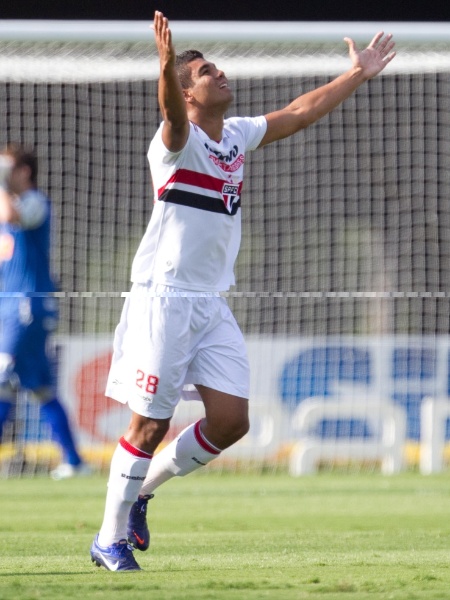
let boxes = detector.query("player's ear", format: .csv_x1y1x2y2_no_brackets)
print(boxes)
183,89,194,104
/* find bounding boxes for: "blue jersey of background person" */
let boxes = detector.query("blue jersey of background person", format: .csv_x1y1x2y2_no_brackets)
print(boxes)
0,186,59,388
0,188,56,292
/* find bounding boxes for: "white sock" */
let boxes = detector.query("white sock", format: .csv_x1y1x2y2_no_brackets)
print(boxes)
97,437,152,547
139,420,221,496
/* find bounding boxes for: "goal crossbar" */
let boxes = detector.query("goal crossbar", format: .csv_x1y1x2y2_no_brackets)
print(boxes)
0,20,449,44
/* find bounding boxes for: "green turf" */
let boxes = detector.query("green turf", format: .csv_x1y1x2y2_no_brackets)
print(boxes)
1,471,450,599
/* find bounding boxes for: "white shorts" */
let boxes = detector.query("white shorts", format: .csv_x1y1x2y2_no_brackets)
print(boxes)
105,282,250,419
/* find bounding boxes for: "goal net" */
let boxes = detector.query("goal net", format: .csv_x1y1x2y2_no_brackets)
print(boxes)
1,20,450,476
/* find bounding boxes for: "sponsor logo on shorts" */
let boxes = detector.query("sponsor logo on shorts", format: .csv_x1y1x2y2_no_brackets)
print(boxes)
137,394,154,403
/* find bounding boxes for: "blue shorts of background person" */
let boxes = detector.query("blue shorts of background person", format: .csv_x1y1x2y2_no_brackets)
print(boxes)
0,296,90,479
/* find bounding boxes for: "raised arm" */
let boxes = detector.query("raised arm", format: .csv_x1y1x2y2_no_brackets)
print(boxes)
153,11,189,152
258,32,396,148
0,158,19,225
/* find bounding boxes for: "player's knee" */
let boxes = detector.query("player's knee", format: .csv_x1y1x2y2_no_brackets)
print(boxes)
229,414,250,442
212,413,250,447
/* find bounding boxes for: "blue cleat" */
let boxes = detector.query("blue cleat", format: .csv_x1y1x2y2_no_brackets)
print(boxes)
90,535,141,571
127,494,154,551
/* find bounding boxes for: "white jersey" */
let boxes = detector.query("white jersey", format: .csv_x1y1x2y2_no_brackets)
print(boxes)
130,115,267,291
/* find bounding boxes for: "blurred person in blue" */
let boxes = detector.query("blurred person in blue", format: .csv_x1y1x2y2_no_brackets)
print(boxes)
0,142,90,479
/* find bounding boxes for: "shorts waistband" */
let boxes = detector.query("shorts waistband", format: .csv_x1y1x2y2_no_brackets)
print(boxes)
127,282,221,298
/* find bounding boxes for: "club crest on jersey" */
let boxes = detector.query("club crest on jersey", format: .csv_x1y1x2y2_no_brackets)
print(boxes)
221,183,240,213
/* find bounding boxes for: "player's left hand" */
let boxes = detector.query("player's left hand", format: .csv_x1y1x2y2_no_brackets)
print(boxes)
344,32,396,79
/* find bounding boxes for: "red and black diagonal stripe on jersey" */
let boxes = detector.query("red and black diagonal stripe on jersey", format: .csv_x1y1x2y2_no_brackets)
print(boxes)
158,169,243,216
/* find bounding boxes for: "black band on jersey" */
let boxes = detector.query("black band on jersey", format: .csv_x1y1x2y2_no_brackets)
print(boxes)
159,189,241,216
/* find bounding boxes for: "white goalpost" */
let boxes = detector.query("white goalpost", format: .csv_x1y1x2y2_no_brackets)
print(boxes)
1,20,450,476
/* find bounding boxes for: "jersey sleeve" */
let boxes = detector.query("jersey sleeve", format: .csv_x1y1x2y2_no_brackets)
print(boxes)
229,115,268,152
148,121,191,167
148,122,193,200
16,190,49,229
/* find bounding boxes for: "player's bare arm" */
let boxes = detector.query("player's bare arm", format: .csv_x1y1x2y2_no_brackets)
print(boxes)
258,32,396,148
0,158,20,224
153,11,189,152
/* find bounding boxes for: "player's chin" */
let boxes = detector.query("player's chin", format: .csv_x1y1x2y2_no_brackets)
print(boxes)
223,89,234,104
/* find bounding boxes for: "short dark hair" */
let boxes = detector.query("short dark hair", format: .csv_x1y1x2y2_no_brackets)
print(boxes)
1,142,38,186
175,50,204,89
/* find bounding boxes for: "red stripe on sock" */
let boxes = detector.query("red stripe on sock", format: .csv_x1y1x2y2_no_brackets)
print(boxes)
193,421,221,455
119,436,153,459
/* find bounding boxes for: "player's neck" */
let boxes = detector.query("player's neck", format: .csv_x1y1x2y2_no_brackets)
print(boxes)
18,182,34,195
189,111,224,143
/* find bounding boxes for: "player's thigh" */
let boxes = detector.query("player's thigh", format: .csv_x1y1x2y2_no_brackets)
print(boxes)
0,312,52,390
15,322,53,390
188,302,250,400
0,312,26,356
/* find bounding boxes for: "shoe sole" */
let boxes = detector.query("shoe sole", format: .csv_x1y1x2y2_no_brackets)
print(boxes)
90,553,109,569
90,552,142,572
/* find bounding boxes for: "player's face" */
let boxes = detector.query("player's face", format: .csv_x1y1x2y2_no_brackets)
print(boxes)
4,159,30,195
186,58,233,110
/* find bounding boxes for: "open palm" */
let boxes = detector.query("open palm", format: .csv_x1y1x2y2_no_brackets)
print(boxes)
345,32,396,79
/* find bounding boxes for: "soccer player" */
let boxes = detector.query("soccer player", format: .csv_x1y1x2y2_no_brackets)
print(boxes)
0,143,90,480
90,11,395,571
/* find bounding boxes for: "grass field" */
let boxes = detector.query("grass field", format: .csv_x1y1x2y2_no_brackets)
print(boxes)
1,471,450,600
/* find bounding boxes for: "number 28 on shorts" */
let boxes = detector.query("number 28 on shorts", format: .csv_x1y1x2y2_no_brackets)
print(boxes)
136,370,160,394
